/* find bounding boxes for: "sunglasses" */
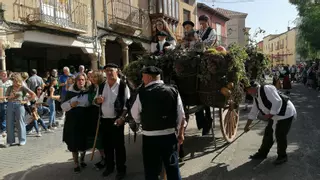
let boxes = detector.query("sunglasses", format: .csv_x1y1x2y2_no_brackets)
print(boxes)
37,89,42,90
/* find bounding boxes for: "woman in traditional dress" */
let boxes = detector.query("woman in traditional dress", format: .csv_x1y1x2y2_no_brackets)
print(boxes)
86,71,107,170
282,66,292,94
61,74,90,173
151,18,177,53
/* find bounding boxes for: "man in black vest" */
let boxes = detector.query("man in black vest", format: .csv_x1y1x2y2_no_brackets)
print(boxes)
244,82,297,165
94,63,130,180
131,66,186,180
197,15,217,47
194,15,217,136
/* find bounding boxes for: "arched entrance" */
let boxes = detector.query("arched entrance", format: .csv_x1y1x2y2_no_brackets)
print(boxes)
129,42,146,62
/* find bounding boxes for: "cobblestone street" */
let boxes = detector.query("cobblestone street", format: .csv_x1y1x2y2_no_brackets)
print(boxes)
1,83,320,180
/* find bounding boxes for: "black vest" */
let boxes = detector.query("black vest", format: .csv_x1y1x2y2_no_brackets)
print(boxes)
139,83,178,131
254,85,289,116
155,41,171,54
98,80,127,117
197,27,213,41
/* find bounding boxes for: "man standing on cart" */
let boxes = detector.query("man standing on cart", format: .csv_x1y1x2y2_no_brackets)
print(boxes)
131,66,186,180
196,15,217,135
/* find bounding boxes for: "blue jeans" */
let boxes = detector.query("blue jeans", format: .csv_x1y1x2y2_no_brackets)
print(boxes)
48,99,55,126
0,102,7,133
26,119,48,133
37,106,50,117
6,102,26,145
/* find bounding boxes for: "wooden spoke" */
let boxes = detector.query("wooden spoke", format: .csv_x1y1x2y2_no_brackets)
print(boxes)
220,106,240,143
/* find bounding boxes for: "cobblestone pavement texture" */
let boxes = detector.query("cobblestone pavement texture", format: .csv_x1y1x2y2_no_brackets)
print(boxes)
1,83,320,180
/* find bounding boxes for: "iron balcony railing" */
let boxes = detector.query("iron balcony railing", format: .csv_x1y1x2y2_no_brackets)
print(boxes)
14,0,88,33
108,0,143,29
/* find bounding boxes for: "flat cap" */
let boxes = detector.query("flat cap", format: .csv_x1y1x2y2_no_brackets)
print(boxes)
183,20,195,27
141,66,162,75
199,15,209,21
157,31,168,37
104,63,119,69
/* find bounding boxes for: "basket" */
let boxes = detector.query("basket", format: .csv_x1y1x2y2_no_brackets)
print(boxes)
175,74,199,106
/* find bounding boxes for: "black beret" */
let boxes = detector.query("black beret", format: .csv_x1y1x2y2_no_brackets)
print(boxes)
104,63,119,69
183,21,195,27
157,31,168,37
141,66,162,75
199,15,209,21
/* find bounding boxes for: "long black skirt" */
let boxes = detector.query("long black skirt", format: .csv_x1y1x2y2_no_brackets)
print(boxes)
63,107,88,152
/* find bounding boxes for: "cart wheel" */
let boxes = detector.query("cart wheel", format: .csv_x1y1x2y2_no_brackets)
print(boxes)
219,106,239,143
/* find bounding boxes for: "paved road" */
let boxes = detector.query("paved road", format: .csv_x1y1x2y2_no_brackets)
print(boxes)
1,83,320,180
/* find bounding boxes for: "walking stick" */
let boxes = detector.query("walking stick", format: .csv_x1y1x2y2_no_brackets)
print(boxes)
91,107,101,161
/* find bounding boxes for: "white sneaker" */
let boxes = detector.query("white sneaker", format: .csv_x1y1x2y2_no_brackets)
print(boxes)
27,130,35,135
36,133,42,137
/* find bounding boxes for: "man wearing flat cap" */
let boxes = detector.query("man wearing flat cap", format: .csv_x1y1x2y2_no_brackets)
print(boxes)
243,82,296,165
197,15,217,47
131,66,186,180
182,20,199,49
94,63,130,179
151,31,175,55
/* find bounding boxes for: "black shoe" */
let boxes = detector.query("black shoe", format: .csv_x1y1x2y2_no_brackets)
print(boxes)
249,152,267,160
273,156,288,165
102,169,114,177
115,172,126,180
80,162,87,168
95,159,106,171
74,166,81,173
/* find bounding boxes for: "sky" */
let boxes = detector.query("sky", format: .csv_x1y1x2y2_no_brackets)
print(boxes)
198,0,299,41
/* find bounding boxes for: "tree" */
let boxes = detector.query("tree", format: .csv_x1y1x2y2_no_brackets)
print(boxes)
291,0,320,59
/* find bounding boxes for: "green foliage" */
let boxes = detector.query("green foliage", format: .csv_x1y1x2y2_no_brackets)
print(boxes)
291,0,320,57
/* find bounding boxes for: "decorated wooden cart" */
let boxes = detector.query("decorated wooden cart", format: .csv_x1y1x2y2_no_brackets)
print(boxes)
123,43,252,146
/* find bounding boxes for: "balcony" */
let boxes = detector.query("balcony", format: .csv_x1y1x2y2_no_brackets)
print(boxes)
14,0,88,34
108,0,143,33
216,35,227,46
149,0,179,21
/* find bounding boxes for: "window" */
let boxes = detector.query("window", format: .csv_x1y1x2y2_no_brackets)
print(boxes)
216,23,222,44
172,0,175,18
176,1,179,20
163,0,167,14
158,0,163,13
149,0,156,14
168,0,172,17
183,9,190,22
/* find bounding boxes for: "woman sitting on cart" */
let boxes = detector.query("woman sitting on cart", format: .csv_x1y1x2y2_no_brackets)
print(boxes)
151,18,177,53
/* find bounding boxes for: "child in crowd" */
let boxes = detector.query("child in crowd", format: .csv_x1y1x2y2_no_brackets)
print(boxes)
26,105,53,137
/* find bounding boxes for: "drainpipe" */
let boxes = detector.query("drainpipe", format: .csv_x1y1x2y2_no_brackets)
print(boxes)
103,0,108,28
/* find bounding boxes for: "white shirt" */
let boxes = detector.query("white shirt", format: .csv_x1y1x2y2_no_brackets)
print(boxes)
197,27,217,47
95,78,130,118
151,39,176,53
131,80,186,136
0,79,12,103
248,85,297,121
61,85,90,112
